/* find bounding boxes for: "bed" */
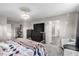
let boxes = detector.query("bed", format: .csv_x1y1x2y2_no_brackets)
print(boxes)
0,38,47,56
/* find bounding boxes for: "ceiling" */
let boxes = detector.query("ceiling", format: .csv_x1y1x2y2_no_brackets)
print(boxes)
0,3,79,21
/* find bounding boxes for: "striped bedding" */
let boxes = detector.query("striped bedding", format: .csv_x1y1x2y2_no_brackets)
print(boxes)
0,39,47,56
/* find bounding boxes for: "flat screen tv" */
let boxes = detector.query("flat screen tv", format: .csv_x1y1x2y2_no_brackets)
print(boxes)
33,23,44,32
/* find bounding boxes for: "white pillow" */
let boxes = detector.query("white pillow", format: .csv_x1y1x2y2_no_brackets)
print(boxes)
0,42,9,49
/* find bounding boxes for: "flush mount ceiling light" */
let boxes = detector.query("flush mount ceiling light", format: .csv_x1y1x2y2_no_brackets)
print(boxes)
20,7,31,20
21,13,30,20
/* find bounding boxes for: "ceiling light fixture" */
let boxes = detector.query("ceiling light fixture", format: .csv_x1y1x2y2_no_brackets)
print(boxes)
21,13,30,20
20,7,31,20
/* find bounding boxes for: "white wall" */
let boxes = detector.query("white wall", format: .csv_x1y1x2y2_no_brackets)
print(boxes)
0,16,12,41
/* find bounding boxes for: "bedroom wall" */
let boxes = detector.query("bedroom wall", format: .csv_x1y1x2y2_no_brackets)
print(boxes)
0,16,11,41
0,16,7,40
29,12,78,45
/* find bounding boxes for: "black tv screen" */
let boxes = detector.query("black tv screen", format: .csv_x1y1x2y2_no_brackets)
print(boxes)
33,23,44,32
